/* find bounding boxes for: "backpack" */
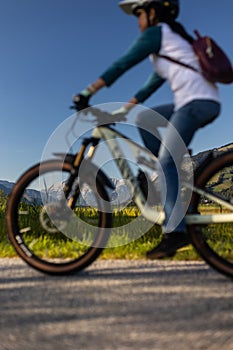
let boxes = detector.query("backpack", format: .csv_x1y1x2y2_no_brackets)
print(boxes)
159,30,233,84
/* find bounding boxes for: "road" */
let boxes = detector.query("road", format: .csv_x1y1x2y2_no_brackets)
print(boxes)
0,258,232,350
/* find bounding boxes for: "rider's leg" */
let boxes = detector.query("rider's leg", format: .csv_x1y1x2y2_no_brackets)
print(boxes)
136,104,174,156
147,100,220,259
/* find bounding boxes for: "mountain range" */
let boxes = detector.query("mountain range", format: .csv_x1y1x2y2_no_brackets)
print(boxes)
1,142,233,206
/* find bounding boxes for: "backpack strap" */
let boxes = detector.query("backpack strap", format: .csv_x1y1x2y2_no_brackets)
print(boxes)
157,54,200,73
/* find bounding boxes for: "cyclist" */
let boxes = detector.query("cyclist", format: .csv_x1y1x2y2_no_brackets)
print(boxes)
73,0,221,259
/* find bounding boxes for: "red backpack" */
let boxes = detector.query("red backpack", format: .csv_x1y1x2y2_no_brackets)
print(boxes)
159,30,233,84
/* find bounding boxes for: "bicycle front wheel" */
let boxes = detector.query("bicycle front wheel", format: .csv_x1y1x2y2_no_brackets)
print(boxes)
188,151,233,278
6,159,112,275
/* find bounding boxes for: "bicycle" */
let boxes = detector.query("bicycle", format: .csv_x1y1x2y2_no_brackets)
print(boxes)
6,105,233,278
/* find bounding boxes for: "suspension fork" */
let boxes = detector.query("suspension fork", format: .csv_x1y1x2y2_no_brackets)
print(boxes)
63,137,100,208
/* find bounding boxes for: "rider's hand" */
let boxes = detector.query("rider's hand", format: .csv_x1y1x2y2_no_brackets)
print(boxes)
111,106,129,121
72,93,90,111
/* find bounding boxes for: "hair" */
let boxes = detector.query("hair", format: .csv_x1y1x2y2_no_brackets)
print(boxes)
165,19,194,44
149,3,194,44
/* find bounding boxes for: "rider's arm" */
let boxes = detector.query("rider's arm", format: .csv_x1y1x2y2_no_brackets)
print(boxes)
76,27,162,111
134,71,165,103
86,26,162,94
85,71,164,111
122,72,165,111
100,26,161,86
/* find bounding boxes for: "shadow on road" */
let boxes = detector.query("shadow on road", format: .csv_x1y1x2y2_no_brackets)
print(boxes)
0,259,232,350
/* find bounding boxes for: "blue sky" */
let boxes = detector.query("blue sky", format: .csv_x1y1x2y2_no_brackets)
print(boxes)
0,0,232,182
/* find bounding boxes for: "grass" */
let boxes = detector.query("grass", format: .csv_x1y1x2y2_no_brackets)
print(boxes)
1,203,200,260
0,188,232,262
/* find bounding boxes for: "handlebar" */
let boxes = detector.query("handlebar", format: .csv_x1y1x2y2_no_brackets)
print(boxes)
65,104,127,151
70,105,127,125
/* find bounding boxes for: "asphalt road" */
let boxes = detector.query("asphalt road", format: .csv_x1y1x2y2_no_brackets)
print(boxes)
0,258,232,350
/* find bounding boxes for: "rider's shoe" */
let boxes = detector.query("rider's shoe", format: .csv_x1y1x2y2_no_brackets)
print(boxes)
146,231,191,259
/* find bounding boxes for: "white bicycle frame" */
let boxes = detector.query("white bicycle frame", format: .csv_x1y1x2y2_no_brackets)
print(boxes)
87,123,233,226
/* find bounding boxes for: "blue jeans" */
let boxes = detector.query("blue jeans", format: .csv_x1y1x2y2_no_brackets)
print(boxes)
136,99,221,233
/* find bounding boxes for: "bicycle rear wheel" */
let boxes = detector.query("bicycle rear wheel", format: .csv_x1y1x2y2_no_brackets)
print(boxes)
6,159,112,275
188,151,233,278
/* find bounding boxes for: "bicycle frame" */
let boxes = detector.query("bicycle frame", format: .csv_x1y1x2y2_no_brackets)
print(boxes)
91,124,165,224
72,121,233,226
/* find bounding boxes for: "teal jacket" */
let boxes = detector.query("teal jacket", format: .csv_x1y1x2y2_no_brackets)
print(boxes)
100,26,165,103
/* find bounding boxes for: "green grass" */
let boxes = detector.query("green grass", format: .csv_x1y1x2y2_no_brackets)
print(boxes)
0,207,16,257
1,203,198,260
0,199,231,261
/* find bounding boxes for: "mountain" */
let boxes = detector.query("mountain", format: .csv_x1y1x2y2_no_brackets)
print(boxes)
1,143,233,205
0,180,14,195
191,142,233,168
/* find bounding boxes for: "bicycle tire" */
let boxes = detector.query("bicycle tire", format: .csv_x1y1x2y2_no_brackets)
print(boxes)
6,159,112,275
188,150,233,278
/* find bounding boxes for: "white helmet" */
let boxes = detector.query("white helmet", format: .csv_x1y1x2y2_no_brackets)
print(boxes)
118,0,179,19
118,0,142,15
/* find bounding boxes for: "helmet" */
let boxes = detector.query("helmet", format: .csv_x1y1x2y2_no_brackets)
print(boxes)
118,0,179,19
